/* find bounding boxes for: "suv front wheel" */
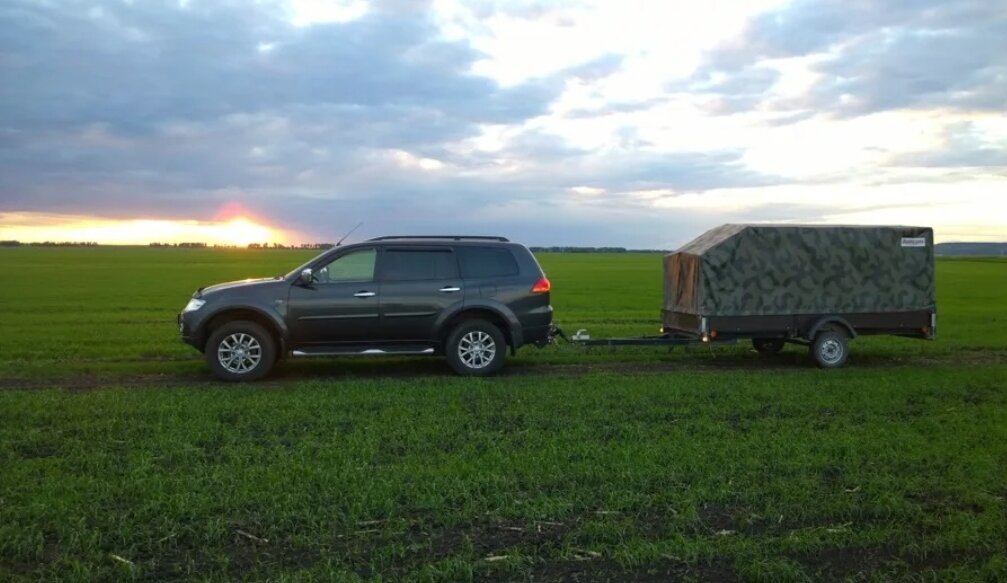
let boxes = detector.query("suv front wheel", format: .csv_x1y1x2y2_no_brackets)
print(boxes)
445,320,507,376
205,320,277,381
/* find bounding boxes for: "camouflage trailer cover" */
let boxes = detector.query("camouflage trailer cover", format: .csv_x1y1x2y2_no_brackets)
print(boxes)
663,224,935,318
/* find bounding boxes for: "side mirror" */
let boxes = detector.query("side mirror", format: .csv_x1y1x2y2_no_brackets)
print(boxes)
299,268,314,285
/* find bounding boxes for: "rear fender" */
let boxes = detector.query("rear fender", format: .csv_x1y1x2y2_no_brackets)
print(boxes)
806,316,856,341
434,300,523,352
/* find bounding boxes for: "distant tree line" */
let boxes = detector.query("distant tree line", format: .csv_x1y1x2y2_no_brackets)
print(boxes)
0,240,338,248
2,240,665,252
529,246,669,253
0,240,98,247
149,242,208,248
4,240,1005,256
148,242,335,250
246,242,334,250
935,242,1007,256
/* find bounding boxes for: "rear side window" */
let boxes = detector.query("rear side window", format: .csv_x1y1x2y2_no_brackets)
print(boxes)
380,249,458,281
458,246,520,279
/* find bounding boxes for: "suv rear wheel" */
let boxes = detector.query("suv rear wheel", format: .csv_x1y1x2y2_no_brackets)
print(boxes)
205,320,277,381
445,320,506,376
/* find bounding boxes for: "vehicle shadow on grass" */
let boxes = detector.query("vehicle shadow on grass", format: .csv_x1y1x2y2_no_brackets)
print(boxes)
2,347,1003,391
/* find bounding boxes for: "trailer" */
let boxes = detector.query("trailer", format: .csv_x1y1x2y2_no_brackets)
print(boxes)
566,224,937,368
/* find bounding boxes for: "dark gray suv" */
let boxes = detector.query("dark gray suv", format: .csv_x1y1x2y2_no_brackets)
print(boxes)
179,236,553,381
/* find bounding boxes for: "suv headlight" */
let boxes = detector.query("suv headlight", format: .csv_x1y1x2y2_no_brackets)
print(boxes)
183,298,206,313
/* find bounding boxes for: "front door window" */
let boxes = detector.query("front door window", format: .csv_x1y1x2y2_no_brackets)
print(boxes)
316,248,377,283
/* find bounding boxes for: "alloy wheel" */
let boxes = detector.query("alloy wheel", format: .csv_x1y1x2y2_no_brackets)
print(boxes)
217,333,262,374
457,330,496,369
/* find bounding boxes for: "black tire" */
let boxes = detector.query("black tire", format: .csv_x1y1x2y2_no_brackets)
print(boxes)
752,338,785,354
205,320,277,381
445,320,507,376
809,328,849,369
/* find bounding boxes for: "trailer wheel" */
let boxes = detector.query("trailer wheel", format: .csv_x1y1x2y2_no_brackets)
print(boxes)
810,328,849,369
752,338,785,354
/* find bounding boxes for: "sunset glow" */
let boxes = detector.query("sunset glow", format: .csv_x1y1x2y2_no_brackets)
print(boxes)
0,213,284,246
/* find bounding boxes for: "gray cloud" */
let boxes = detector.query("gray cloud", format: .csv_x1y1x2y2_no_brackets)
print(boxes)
0,0,776,247
466,0,589,22
0,0,558,132
564,96,668,119
890,122,1007,171
0,1,564,215
2,0,997,248
680,66,781,115
563,53,624,82
692,0,1007,118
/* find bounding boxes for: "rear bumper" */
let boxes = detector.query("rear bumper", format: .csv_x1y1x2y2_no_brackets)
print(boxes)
521,324,553,347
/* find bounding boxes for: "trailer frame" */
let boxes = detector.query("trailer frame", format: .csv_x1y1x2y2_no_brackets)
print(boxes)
564,328,738,348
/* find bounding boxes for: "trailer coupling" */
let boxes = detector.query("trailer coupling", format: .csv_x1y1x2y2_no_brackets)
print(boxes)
536,324,570,347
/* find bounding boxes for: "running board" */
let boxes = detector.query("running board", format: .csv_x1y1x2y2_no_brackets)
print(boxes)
292,347,435,357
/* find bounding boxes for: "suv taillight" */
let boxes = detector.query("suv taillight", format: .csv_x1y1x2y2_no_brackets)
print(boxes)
531,276,551,294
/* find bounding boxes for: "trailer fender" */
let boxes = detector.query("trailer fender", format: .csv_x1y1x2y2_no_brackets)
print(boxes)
805,317,857,341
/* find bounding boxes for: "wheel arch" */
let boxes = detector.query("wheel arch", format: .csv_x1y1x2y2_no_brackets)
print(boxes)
436,305,521,353
199,306,287,355
805,316,856,341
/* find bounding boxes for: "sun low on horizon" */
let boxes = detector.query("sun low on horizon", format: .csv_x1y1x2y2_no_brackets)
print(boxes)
0,213,286,247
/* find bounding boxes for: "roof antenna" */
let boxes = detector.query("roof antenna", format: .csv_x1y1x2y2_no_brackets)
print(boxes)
336,222,363,246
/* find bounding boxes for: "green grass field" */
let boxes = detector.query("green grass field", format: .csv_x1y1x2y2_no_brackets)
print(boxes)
1,248,1005,582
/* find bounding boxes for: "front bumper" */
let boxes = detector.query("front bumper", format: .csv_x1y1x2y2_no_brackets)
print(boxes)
178,312,201,349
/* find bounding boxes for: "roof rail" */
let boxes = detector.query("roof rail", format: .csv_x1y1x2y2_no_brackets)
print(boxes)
367,235,510,242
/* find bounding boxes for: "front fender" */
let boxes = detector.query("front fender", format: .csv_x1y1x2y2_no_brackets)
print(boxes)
193,302,290,343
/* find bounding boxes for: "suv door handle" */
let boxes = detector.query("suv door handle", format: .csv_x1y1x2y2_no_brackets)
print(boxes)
353,291,376,298
439,286,461,293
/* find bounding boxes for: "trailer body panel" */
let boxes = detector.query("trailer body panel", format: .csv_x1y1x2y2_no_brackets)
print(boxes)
662,224,936,339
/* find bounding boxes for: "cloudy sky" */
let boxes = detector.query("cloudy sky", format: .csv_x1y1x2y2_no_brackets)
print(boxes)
1,0,1005,247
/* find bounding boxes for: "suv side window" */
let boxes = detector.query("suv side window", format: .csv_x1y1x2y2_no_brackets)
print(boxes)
458,246,520,279
316,248,377,283
380,248,458,281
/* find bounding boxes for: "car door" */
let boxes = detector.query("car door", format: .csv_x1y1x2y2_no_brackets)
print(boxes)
286,247,381,346
376,246,463,342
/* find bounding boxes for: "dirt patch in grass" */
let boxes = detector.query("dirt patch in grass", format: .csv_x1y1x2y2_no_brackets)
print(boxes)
143,519,576,581
905,490,986,515
796,545,894,580
511,557,739,583
695,504,737,534
794,545,991,581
